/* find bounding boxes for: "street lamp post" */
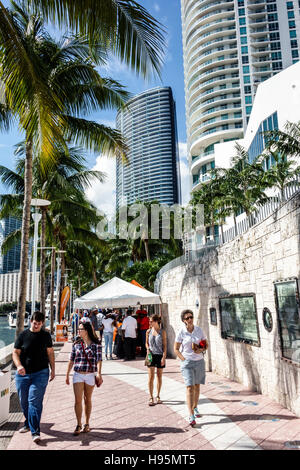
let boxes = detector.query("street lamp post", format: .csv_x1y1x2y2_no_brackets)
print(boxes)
55,250,66,324
30,198,51,316
38,246,56,333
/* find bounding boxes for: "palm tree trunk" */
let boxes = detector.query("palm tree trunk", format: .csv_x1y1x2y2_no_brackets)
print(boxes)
93,267,97,288
50,247,55,335
39,208,47,315
16,139,33,338
144,238,151,261
233,214,238,237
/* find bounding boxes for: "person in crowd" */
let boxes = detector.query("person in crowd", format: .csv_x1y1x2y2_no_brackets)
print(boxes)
66,318,102,436
174,309,208,427
145,314,167,406
102,311,116,360
113,314,125,359
13,311,55,444
70,310,79,340
96,309,104,342
137,306,150,357
121,309,138,361
90,309,98,334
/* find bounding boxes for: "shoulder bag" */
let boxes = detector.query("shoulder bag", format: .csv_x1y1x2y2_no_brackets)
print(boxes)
81,341,102,387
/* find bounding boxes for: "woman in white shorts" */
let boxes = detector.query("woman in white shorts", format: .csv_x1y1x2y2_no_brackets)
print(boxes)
174,309,208,427
66,318,103,435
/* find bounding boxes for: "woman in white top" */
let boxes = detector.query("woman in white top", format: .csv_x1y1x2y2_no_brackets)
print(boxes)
102,313,116,360
174,309,208,427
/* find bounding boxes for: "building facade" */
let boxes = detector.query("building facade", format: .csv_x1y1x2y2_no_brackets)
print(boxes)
0,217,21,274
0,271,40,304
116,87,181,211
181,0,300,193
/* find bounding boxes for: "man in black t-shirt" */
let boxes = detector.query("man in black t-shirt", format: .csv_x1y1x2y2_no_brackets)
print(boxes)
13,311,55,443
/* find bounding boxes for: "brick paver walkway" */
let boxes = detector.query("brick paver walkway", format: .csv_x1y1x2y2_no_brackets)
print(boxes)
7,342,300,451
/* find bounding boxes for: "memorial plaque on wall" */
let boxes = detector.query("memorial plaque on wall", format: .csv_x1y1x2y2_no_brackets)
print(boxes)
219,294,259,346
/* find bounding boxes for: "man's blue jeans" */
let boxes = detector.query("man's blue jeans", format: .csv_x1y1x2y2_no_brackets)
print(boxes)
104,332,113,356
15,368,49,436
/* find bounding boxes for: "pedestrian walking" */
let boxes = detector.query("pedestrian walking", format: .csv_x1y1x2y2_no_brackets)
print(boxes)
70,310,79,340
113,314,125,359
66,318,103,436
145,314,167,406
13,311,55,444
121,309,138,361
102,312,116,360
174,309,208,427
96,309,104,342
137,306,150,357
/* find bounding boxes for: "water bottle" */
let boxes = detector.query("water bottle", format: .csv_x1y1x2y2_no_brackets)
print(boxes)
147,351,152,363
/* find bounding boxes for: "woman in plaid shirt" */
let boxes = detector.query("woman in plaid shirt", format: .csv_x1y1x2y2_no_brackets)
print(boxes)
66,318,103,435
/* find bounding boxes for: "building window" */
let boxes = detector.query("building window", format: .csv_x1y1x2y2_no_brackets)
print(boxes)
289,20,296,29
246,106,252,115
220,294,260,346
244,75,250,84
241,46,248,54
271,51,282,60
239,17,246,25
274,279,300,364
240,27,247,35
291,39,298,48
243,65,250,73
245,96,252,104
242,55,249,64
268,13,278,21
241,36,248,44
286,1,294,9
244,85,251,94
290,30,297,38
288,10,295,18
238,8,245,16
292,49,299,58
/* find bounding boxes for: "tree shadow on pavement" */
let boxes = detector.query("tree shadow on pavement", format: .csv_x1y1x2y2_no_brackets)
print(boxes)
37,423,185,448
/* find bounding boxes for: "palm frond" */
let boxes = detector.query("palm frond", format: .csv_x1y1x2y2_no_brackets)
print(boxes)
63,115,128,156
26,0,166,78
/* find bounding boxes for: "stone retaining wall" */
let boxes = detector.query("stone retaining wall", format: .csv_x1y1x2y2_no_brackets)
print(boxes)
158,193,300,416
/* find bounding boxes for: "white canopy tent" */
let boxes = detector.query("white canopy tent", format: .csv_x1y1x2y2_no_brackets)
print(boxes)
74,276,161,309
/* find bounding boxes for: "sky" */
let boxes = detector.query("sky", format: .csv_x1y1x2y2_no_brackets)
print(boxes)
0,0,190,216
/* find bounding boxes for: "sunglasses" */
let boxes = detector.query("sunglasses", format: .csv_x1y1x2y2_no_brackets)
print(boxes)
184,315,193,321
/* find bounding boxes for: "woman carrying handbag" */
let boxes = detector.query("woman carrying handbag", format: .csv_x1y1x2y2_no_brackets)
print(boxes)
145,314,167,406
66,318,103,435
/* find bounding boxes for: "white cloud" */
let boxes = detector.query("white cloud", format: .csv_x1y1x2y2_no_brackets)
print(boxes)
85,155,116,219
86,143,191,218
178,142,191,206
153,3,160,12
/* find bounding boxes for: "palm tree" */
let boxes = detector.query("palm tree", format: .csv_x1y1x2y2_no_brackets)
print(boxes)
0,0,165,335
0,3,132,335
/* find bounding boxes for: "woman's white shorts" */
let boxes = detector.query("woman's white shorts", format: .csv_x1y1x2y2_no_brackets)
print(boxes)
73,372,95,386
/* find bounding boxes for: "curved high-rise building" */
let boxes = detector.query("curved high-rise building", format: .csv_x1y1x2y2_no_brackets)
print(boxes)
116,87,181,211
181,0,300,192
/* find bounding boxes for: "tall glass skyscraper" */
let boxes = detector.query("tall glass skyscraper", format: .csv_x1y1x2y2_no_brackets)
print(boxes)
181,0,300,192
0,217,21,274
116,87,181,211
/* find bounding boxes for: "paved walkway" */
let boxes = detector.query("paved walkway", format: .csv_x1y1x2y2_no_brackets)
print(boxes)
7,342,300,451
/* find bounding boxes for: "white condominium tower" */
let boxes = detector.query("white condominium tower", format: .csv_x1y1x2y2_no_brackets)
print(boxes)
181,0,300,192
116,87,181,211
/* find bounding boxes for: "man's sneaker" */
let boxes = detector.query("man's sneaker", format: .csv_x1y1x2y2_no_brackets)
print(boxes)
194,407,202,418
19,426,30,433
32,434,41,444
189,415,196,427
